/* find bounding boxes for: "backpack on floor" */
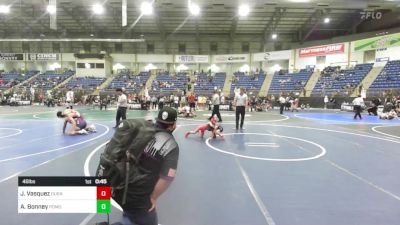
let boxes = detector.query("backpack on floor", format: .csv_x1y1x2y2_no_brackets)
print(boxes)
96,119,164,205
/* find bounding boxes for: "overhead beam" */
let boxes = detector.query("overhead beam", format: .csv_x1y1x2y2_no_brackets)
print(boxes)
260,7,285,51
299,9,327,42
228,17,238,53
195,19,200,54
153,6,167,53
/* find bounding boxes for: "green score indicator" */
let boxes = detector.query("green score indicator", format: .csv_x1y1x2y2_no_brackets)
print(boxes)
97,200,111,213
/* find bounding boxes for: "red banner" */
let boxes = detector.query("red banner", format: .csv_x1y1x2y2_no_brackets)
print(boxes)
299,43,345,57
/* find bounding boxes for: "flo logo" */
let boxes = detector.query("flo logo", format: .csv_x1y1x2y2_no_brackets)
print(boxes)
360,11,382,20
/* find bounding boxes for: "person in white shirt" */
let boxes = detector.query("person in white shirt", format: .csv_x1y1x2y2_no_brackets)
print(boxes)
115,88,128,128
324,95,329,109
208,90,222,122
66,89,74,109
279,94,286,115
352,95,364,120
233,88,248,130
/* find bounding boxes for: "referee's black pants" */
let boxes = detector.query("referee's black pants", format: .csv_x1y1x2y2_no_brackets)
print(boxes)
354,105,362,119
209,105,222,122
236,106,245,129
280,103,284,114
116,107,127,127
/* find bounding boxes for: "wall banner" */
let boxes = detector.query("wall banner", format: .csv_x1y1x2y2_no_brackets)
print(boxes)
213,54,249,63
28,53,59,61
353,33,400,52
299,43,345,57
175,55,209,63
0,53,24,61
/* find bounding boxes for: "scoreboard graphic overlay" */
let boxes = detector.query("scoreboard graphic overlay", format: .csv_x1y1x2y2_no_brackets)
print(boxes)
18,177,111,213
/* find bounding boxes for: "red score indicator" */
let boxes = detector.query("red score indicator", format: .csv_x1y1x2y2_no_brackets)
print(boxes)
96,186,111,200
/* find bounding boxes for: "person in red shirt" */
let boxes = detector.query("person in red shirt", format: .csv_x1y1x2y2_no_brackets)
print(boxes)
188,93,196,112
185,115,224,139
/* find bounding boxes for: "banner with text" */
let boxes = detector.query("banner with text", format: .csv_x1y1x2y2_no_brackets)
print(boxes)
253,50,292,61
175,55,209,63
28,53,60,61
0,53,24,61
353,33,400,52
212,54,249,63
299,43,345,57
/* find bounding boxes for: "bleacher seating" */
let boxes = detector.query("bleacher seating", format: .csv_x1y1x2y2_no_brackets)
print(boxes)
311,63,373,96
150,72,187,94
0,71,38,90
66,77,106,89
23,70,75,90
268,69,313,95
108,72,150,92
369,60,400,95
231,72,266,96
194,73,226,96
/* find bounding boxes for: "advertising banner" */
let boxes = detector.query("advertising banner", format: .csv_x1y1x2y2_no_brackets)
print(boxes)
212,54,249,63
353,33,400,51
0,53,24,61
299,43,345,57
175,55,209,63
28,53,59,61
253,50,292,61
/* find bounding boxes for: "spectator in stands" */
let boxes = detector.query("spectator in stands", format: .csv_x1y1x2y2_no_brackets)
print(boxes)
209,90,222,122
115,88,128,128
352,95,364,120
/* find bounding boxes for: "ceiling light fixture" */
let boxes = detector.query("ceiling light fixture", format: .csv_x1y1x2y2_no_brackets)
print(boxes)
189,3,200,16
272,33,278,39
238,4,250,17
0,5,10,14
92,3,104,15
324,17,330,23
46,5,56,14
141,2,153,15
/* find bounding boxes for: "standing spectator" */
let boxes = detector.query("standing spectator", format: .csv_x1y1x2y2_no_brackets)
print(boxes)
151,96,158,110
233,88,248,130
220,93,225,105
324,95,329,109
352,95,364,120
271,95,275,109
279,94,286,115
115,88,128,128
30,86,35,103
209,90,222,122
158,96,165,109
250,96,257,112
66,88,74,109
188,93,196,112
173,95,179,108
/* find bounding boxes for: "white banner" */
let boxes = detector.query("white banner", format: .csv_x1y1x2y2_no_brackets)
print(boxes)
28,53,59,61
175,55,209,63
212,54,249,63
253,50,292,62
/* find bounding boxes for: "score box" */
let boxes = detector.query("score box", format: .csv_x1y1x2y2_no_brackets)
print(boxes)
18,176,111,213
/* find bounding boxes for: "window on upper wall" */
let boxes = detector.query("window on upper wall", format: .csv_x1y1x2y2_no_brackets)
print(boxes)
22,42,30,52
83,43,91,53
115,43,122,53
178,43,186,53
242,43,249,53
96,63,104,68
210,43,217,52
53,43,60,52
147,43,154,53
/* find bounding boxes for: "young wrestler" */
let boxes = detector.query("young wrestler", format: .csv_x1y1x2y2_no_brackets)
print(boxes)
184,115,224,139
56,110,96,135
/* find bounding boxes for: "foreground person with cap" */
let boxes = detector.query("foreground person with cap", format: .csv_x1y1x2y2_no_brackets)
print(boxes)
105,107,179,225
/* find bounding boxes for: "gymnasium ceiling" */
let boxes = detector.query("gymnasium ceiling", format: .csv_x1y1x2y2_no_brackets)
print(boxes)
0,0,399,43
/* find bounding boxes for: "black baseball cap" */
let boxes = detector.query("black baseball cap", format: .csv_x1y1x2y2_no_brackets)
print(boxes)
156,107,177,124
